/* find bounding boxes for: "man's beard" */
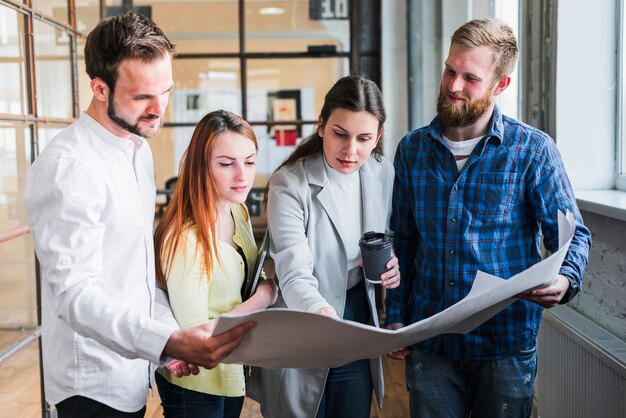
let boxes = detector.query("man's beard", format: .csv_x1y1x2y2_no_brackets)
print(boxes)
437,85,494,128
107,93,161,138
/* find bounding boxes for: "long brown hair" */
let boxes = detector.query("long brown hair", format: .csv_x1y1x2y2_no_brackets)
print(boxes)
263,75,386,206
154,110,258,291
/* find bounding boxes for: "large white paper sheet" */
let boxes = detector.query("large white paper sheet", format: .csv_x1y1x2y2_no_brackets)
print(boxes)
213,211,576,369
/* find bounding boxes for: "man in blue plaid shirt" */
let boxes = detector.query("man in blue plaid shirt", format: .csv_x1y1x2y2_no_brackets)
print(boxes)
385,18,591,418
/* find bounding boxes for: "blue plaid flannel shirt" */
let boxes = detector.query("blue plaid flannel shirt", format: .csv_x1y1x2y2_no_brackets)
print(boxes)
385,106,591,360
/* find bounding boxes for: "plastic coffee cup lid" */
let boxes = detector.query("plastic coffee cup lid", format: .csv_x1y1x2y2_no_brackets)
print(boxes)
359,231,393,249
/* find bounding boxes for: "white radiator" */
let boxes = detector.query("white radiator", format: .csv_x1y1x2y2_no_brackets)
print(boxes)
535,306,626,418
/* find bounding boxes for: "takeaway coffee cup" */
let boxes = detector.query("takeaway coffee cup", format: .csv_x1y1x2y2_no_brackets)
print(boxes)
359,231,393,284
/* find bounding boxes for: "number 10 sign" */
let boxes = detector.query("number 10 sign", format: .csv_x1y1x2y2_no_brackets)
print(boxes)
309,0,350,20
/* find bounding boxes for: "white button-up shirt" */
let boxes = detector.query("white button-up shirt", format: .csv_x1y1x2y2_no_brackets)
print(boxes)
24,112,176,412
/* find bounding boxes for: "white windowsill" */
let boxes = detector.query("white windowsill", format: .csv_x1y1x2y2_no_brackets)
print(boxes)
575,189,626,222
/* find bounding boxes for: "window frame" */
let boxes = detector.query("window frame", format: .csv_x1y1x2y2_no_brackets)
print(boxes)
153,0,377,185
0,1,89,416
618,0,626,191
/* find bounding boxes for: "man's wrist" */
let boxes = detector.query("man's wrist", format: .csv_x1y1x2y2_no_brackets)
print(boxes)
559,275,580,304
163,329,182,359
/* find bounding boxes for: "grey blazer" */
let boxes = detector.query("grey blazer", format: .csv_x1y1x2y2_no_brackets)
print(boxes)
254,152,394,418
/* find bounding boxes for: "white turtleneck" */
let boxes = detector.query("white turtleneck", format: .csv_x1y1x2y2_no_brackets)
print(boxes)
324,159,363,289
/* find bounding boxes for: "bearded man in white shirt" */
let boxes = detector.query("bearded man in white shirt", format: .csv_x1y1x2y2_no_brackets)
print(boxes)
23,12,254,418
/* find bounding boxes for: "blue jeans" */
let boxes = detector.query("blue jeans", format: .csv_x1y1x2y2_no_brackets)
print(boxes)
316,357,373,418
155,372,244,418
316,280,373,418
405,343,537,418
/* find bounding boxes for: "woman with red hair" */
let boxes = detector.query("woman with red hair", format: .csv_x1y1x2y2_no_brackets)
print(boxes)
153,110,277,418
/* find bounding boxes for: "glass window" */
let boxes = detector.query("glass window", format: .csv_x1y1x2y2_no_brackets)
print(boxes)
31,0,69,25
152,127,193,189
0,7,27,115
76,49,92,112
147,2,356,211
167,58,242,123
108,0,240,53
0,231,37,329
242,57,348,178
0,122,31,227
245,0,350,53
33,19,73,119
253,122,316,182
38,124,67,153
76,0,101,35
246,57,349,121
75,5,93,114
0,121,37,329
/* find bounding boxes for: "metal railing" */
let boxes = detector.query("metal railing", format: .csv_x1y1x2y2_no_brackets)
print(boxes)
0,327,42,364
0,225,30,244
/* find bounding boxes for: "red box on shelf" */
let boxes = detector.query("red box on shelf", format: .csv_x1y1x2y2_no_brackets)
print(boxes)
276,130,298,146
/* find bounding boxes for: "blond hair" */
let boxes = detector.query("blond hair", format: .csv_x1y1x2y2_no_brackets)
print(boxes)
451,17,518,81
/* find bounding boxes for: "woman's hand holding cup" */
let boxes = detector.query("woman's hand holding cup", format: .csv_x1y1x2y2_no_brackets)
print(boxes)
380,255,400,289
359,231,400,288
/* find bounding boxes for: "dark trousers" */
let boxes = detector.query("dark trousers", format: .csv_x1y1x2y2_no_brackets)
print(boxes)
316,280,373,418
55,395,146,418
155,372,244,418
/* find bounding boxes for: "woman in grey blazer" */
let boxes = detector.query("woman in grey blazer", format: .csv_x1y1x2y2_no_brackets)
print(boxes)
259,75,400,418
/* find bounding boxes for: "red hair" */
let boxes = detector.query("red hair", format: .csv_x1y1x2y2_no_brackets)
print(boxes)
154,110,258,291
